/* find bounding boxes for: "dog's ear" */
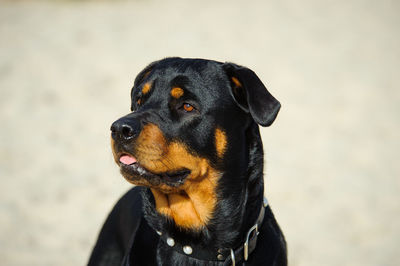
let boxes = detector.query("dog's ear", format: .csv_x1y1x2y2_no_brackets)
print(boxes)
223,63,281,127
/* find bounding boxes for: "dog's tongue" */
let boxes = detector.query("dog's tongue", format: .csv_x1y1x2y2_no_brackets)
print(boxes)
119,155,137,165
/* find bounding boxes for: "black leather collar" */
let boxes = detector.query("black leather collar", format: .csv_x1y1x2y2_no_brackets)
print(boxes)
158,197,268,265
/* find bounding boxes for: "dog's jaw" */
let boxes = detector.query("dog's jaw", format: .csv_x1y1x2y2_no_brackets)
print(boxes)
112,123,223,230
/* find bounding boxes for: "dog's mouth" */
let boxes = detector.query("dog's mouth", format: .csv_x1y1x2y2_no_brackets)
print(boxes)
118,154,191,187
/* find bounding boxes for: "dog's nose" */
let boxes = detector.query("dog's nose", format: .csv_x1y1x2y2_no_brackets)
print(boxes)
110,117,141,141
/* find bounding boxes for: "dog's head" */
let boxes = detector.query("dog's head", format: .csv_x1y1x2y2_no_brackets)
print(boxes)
110,58,280,229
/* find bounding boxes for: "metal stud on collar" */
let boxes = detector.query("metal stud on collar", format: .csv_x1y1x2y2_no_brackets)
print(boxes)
183,245,193,255
166,237,175,247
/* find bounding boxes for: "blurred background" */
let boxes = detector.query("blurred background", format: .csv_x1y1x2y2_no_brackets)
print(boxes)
1,0,399,265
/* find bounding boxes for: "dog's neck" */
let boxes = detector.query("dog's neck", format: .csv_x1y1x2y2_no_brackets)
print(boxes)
211,123,265,247
142,122,265,249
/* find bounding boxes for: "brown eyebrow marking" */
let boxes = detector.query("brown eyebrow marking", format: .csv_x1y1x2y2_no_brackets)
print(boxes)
170,87,184,99
215,127,227,158
231,77,242,87
141,82,152,95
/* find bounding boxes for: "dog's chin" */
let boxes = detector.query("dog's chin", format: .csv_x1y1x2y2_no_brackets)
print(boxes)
119,162,190,192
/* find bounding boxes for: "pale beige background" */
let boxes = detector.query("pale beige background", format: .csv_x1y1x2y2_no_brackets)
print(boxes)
1,0,399,265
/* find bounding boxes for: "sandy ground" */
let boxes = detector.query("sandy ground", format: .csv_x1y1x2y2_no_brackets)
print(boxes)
0,0,399,265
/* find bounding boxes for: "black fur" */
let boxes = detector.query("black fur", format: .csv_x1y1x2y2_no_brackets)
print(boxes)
88,58,287,266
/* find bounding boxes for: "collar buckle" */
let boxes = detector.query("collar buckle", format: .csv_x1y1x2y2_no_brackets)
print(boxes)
243,223,259,261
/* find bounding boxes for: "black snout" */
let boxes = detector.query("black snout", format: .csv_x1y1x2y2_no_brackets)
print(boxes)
111,117,142,141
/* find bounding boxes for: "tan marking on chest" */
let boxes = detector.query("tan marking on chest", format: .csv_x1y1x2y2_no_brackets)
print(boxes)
151,162,220,230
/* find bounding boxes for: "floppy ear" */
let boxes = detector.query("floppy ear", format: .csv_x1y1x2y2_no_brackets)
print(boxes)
223,63,281,127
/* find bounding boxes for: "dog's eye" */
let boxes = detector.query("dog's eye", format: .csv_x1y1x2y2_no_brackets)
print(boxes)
182,103,194,112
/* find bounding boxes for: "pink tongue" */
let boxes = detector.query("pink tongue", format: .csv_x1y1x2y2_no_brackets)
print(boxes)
119,155,137,165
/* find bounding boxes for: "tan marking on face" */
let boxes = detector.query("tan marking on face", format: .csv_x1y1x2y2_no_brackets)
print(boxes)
231,77,242,87
215,128,227,158
141,82,152,95
115,123,220,230
135,124,168,160
170,87,184,99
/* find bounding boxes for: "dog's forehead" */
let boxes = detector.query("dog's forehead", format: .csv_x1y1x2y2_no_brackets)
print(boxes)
155,60,223,82
146,60,229,97
152,57,221,73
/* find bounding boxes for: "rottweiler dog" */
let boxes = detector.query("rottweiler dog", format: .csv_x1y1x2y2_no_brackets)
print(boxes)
88,58,287,266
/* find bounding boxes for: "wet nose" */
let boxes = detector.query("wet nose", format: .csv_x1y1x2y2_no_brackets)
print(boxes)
110,117,141,141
